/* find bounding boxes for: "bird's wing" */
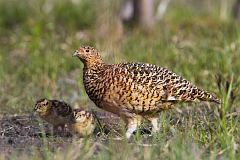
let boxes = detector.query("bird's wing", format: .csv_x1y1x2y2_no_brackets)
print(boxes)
118,62,220,103
51,100,73,117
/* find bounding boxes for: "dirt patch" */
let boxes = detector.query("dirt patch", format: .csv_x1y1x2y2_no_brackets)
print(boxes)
0,111,121,157
0,115,60,156
0,104,232,158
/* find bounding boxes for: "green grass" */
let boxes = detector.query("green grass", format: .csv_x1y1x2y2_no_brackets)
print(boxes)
0,0,240,159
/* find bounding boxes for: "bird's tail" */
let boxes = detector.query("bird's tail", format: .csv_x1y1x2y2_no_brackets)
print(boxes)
197,89,221,104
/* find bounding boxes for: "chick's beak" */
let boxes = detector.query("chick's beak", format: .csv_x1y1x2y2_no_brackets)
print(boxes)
73,50,79,57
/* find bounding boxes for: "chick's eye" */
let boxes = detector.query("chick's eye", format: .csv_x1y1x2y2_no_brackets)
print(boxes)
86,49,89,52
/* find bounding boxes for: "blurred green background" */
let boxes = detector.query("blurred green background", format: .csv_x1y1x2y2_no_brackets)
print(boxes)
1,0,239,113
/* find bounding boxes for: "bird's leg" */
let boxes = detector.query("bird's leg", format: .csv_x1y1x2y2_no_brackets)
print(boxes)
125,115,142,139
60,124,66,136
59,124,69,136
52,125,65,136
147,116,160,133
126,122,137,139
62,124,68,132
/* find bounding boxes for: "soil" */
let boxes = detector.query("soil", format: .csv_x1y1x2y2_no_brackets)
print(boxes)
0,104,228,158
0,111,122,158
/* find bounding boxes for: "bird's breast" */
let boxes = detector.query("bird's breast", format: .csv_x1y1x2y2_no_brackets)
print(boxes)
83,71,107,106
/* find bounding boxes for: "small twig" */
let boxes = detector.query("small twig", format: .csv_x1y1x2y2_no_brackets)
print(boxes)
91,110,104,134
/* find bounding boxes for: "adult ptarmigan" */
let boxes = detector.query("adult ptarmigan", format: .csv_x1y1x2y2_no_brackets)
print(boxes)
73,46,220,139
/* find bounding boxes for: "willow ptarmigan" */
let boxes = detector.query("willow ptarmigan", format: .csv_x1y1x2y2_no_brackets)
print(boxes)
73,46,220,139
70,109,96,137
34,98,74,134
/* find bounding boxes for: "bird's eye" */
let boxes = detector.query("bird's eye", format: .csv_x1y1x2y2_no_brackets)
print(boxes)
86,49,89,52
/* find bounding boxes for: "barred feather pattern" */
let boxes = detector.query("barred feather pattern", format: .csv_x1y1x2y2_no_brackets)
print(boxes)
34,99,74,126
82,60,220,116
74,46,220,138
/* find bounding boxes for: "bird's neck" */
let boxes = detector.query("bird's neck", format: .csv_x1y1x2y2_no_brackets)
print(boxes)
83,62,107,105
83,60,105,71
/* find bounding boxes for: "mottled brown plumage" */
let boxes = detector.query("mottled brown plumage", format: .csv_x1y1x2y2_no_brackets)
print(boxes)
70,109,95,137
34,98,74,134
73,46,220,138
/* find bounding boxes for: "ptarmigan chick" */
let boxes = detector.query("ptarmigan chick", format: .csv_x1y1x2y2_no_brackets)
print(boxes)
73,46,220,139
70,109,95,137
34,98,74,134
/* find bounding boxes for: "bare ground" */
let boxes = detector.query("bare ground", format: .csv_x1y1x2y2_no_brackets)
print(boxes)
0,104,238,158
0,110,124,158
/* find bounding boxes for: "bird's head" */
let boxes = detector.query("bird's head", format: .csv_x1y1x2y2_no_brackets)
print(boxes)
73,110,92,123
34,98,51,116
73,46,103,67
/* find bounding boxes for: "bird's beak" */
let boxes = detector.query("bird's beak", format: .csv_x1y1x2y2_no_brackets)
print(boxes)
73,50,79,57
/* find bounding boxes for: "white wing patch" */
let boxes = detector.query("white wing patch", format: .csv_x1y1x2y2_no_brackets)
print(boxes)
167,96,177,101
